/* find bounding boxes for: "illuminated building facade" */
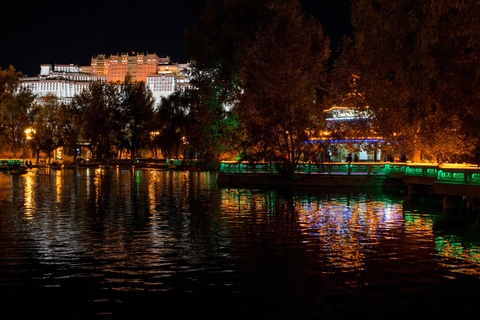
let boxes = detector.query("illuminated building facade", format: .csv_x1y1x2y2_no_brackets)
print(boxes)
20,53,191,105
92,53,163,83
20,64,106,104
91,52,191,102
309,106,384,162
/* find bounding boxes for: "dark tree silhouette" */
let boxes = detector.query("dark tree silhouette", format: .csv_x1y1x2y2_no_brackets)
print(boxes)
329,0,480,162
0,66,34,157
71,81,122,161
236,1,330,178
120,78,155,162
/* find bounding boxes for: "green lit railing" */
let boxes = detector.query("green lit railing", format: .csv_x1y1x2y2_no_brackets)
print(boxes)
220,161,399,176
405,164,438,177
0,159,25,167
405,163,480,185
437,165,480,184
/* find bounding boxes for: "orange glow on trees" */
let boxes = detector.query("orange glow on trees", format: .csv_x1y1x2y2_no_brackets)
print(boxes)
236,0,330,178
330,0,480,163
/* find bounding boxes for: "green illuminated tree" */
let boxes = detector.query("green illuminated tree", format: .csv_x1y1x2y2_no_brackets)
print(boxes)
185,0,330,172
184,0,284,166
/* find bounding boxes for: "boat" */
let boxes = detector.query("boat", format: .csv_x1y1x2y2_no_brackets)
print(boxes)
0,159,29,174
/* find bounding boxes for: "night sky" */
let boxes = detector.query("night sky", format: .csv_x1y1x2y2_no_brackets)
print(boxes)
1,0,352,77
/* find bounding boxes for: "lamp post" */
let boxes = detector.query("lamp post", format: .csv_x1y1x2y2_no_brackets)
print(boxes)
25,128,35,164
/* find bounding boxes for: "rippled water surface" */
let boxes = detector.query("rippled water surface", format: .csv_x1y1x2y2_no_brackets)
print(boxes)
1,168,480,319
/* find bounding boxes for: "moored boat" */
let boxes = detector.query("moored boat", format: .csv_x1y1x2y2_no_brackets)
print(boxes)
0,159,28,174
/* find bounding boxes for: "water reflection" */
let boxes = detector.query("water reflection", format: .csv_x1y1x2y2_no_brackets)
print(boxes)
1,169,480,318
298,195,404,271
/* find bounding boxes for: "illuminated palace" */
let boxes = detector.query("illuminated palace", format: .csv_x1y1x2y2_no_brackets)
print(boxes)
20,52,191,105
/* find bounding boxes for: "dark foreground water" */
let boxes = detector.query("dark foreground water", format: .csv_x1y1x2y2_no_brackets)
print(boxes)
1,168,480,319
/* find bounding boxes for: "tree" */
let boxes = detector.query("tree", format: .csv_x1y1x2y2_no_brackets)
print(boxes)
352,0,480,96
0,66,35,157
236,1,330,178
72,81,122,161
185,0,277,102
30,93,62,164
184,0,284,166
120,78,155,162
185,0,331,172
57,102,81,161
332,0,480,162
154,90,190,159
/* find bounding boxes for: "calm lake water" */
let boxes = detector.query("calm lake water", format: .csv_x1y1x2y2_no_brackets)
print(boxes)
1,168,480,319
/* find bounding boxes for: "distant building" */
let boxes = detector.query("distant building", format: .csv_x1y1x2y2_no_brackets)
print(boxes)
20,64,106,105
324,106,370,122
91,52,191,103
308,106,384,162
91,53,163,83
20,52,191,105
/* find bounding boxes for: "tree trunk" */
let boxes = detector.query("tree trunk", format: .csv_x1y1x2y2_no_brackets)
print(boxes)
73,143,77,162
413,149,421,163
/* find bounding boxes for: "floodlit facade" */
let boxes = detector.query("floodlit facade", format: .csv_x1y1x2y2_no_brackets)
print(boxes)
309,106,384,162
20,53,191,105
20,64,106,104
91,52,191,103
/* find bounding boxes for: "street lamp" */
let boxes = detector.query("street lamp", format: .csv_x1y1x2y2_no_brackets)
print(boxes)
25,128,35,140
25,128,36,165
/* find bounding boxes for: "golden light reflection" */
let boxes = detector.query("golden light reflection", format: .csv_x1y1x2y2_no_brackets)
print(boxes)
55,170,63,204
23,172,36,220
403,211,435,237
148,170,159,216
94,167,106,205
221,189,405,271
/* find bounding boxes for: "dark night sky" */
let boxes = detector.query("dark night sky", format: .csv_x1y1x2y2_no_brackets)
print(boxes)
1,0,352,77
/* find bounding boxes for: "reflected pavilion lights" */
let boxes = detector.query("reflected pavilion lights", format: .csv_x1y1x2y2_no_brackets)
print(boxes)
308,138,386,144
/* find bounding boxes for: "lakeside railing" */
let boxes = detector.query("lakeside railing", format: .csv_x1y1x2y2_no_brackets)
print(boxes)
401,163,480,185
436,164,480,184
220,161,400,176
16,157,480,185
219,161,480,185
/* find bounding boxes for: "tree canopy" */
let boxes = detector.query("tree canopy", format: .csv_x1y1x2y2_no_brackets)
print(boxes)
0,66,34,156
120,78,155,161
185,0,330,174
71,81,122,160
329,0,480,162
237,0,330,177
